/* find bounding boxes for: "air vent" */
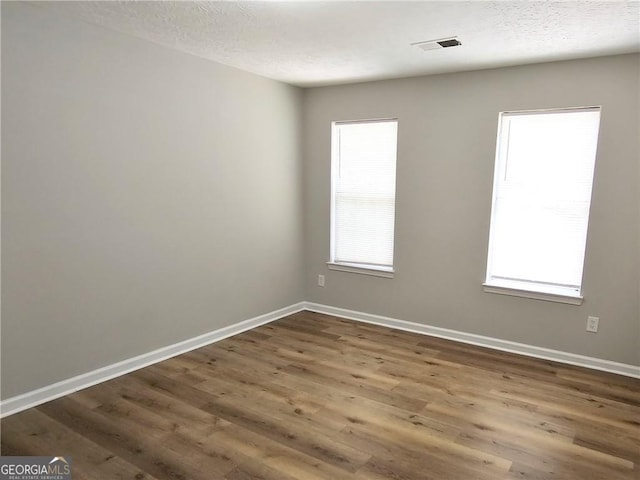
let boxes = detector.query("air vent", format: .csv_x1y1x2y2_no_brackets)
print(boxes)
412,37,462,51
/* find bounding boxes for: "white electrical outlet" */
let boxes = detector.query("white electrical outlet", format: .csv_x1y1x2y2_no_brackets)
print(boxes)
586,316,599,333
318,274,325,287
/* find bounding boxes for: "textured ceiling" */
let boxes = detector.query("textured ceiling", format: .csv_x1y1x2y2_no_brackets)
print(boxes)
40,1,640,87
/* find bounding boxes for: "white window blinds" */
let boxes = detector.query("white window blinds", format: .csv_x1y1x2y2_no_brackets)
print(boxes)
331,119,398,271
485,107,601,299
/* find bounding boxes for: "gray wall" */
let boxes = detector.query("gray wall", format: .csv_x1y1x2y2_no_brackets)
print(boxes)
1,3,304,398
2,3,638,401
303,54,640,366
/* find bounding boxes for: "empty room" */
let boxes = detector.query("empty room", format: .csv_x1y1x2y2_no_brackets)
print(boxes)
1,1,639,479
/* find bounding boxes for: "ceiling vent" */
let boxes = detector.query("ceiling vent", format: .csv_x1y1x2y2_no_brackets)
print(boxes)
412,37,462,51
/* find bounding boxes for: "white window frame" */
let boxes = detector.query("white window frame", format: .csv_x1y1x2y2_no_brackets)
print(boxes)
483,106,601,305
328,118,398,278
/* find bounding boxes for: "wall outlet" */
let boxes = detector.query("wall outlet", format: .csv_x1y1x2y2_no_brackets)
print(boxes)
318,274,325,287
586,316,599,333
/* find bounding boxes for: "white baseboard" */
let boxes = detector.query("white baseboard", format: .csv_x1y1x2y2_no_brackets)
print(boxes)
303,302,640,379
3,300,638,418
0,302,306,418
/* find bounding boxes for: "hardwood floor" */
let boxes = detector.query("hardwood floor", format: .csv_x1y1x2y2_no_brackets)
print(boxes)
2,311,639,479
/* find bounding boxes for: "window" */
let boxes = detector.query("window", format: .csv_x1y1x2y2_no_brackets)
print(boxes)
484,107,601,304
329,119,398,277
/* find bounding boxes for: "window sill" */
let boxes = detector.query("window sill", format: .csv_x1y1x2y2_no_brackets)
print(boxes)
327,262,394,278
483,283,583,305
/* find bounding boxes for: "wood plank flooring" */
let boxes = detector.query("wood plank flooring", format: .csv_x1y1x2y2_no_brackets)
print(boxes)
2,311,639,479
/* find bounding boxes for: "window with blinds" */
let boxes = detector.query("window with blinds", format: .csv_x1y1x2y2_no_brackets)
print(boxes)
330,119,398,275
484,107,601,303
